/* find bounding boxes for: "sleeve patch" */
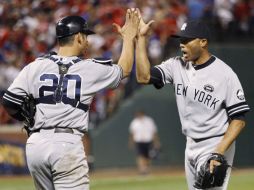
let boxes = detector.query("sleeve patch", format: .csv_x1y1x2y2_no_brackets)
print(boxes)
236,89,245,100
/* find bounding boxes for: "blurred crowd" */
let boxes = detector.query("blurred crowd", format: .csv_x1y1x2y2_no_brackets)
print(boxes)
1,0,254,126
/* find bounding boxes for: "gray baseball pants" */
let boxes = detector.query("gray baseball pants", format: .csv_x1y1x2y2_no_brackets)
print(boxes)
185,136,235,190
26,129,89,190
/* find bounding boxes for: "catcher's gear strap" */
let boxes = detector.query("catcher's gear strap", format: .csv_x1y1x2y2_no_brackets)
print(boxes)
35,54,89,112
54,61,72,103
194,153,230,189
2,91,25,121
35,95,89,112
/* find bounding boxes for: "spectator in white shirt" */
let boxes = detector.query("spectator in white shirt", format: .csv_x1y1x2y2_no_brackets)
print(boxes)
129,110,160,175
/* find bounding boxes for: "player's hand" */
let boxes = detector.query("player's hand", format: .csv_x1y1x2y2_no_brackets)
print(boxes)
209,159,222,173
136,8,155,37
113,8,140,40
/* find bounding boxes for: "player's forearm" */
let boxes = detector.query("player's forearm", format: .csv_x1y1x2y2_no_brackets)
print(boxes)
118,38,135,78
215,119,245,154
135,36,151,84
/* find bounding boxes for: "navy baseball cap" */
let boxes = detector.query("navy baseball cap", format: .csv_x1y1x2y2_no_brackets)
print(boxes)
171,20,210,40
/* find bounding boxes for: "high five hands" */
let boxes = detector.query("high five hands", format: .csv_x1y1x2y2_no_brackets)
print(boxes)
136,8,155,37
113,8,140,40
113,8,155,39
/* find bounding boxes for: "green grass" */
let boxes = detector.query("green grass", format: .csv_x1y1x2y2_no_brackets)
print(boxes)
228,171,254,190
91,175,186,190
0,177,34,190
0,169,254,190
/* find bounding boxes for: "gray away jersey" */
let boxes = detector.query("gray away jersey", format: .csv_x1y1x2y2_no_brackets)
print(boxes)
3,55,122,132
153,56,250,139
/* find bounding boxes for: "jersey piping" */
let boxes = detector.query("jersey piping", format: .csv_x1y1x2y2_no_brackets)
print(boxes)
192,56,216,70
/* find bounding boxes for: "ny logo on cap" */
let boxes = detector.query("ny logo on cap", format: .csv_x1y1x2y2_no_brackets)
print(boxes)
181,23,187,31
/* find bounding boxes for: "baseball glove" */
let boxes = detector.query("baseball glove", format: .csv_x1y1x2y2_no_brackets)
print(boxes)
193,153,230,189
21,94,36,136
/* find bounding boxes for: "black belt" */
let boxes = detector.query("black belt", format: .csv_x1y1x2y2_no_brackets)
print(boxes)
192,133,225,143
29,127,74,136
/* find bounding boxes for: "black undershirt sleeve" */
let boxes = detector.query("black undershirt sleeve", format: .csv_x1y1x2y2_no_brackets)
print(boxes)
229,112,246,121
149,67,164,89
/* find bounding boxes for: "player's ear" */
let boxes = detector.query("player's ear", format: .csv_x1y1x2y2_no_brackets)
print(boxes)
75,33,86,44
76,33,83,44
200,39,208,48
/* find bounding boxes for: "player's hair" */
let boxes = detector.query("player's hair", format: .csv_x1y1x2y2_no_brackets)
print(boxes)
57,35,75,46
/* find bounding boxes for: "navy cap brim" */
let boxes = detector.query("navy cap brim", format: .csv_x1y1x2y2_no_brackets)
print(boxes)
83,29,95,35
171,34,181,38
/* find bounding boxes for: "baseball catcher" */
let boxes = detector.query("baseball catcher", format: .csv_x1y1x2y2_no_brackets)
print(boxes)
194,153,230,189
2,10,140,190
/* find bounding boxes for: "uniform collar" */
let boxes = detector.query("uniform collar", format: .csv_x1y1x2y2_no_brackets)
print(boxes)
192,56,215,70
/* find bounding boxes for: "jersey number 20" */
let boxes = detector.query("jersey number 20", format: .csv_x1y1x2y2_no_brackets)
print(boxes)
39,74,81,102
